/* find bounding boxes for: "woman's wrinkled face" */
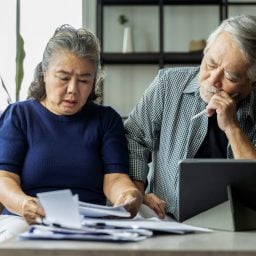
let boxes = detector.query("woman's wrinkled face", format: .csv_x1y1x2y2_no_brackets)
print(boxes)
42,50,96,115
199,32,253,103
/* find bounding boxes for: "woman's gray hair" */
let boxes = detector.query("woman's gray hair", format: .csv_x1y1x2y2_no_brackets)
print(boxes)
28,24,103,102
204,15,256,83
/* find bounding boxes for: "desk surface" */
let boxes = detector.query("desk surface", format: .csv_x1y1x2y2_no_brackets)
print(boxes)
1,230,256,256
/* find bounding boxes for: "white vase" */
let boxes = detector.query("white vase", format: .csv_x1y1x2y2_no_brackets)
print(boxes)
122,26,133,53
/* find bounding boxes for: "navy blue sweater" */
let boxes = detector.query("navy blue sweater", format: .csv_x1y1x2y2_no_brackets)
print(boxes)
0,99,129,214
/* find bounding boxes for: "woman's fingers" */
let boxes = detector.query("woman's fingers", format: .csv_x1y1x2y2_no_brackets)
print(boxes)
21,198,45,224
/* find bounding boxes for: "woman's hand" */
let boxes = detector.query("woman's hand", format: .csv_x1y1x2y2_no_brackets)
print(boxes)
114,188,143,218
21,197,45,224
143,193,166,219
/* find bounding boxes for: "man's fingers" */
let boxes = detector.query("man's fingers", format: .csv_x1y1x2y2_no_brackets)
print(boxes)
144,193,166,218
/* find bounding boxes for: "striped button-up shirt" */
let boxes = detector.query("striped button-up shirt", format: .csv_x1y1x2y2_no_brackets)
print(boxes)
124,66,256,219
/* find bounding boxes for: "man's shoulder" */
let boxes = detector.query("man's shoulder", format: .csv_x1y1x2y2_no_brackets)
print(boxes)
154,66,199,94
158,66,200,79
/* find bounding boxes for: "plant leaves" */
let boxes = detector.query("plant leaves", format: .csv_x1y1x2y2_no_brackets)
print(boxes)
15,32,25,102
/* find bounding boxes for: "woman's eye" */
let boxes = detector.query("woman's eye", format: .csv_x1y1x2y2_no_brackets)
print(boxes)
79,80,90,84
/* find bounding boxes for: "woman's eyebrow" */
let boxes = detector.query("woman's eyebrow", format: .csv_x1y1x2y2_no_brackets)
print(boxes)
56,70,93,77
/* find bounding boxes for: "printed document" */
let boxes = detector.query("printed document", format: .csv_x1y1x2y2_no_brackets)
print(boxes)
20,189,212,242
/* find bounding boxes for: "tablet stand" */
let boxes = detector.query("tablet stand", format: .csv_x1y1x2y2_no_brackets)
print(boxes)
183,185,256,231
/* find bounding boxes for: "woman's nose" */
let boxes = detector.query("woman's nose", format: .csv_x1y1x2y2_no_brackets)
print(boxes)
67,79,78,94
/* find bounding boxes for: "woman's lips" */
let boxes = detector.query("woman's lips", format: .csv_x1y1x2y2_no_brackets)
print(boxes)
63,100,77,107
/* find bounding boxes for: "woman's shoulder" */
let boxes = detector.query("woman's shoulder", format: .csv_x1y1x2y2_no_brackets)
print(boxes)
86,103,123,129
87,102,121,118
1,99,38,116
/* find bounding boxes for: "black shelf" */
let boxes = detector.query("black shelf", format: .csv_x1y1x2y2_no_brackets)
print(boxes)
99,0,159,5
101,53,160,65
227,2,256,5
101,52,203,65
97,0,256,67
164,52,203,65
99,0,223,5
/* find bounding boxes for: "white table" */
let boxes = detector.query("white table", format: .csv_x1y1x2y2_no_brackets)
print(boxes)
1,230,256,256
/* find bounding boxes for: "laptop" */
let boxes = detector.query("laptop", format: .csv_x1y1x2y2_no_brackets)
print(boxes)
178,159,256,224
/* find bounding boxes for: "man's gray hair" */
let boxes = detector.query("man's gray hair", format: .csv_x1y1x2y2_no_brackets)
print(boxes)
204,15,256,83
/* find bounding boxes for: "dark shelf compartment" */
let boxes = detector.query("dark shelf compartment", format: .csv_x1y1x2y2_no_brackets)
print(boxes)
101,52,203,65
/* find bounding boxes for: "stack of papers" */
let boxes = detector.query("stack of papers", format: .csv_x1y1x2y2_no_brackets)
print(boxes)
19,189,212,242
21,224,152,242
79,201,130,218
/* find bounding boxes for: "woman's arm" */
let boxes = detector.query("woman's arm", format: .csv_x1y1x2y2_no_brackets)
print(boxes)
103,173,143,218
0,170,45,224
0,202,4,214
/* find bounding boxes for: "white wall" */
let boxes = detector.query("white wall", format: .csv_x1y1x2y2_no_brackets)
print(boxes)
0,0,82,112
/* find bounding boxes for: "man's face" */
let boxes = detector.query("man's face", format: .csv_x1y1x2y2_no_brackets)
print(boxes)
199,32,253,103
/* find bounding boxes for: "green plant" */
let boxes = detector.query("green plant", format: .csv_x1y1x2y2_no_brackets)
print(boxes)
15,0,25,102
118,15,128,25
16,33,25,102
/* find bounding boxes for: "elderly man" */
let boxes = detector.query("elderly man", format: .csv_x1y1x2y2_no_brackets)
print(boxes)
124,15,256,219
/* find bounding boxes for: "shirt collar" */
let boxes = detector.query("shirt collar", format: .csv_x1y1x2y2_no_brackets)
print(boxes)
183,70,200,97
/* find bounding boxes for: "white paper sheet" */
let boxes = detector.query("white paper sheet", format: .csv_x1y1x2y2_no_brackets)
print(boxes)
32,189,212,242
37,189,82,229
20,224,152,242
79,201,130,218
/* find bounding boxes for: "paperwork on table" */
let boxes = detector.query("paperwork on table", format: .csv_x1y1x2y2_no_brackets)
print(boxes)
19,189,212,242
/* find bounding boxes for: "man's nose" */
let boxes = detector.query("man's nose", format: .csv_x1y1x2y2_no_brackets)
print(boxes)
209,69,223,88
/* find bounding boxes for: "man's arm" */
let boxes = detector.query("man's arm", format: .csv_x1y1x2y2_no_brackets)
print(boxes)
133,180,166,218
206,91,256,159
225,126,256,159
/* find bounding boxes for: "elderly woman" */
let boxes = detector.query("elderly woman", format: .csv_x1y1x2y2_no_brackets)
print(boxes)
0,25,142,241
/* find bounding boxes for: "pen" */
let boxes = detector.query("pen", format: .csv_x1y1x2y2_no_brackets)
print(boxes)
190,93,239,121
190,109,207,120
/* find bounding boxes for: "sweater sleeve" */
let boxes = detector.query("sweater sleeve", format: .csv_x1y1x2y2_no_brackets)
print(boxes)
100,106,129,174
0,104,27,174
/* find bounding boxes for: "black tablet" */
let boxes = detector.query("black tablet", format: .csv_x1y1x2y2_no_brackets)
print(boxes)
178,159,256,222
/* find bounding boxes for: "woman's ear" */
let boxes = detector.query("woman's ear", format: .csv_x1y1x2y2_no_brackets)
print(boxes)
43,71,47,83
